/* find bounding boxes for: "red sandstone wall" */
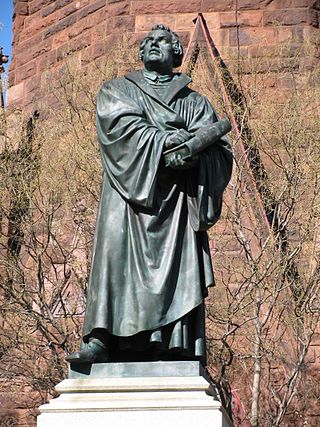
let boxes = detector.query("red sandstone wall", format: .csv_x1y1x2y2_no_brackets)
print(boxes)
7,0,319,110
3,1,320,425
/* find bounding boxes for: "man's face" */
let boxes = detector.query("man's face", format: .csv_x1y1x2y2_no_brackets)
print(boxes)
142,30,174,73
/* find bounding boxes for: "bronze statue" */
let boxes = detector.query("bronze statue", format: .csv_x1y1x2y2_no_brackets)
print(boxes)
66,24,232,365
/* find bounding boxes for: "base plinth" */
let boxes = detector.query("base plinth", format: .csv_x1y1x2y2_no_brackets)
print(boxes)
37,362,232,427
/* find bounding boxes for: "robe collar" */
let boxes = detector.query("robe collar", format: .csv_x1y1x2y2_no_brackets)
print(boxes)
143,69,174,84
125,70,192,105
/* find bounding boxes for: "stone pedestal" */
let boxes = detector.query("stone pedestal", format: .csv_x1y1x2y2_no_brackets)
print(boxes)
37,362,232,427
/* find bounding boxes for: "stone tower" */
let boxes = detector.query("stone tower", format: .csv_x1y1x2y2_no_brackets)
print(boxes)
7,0,319,110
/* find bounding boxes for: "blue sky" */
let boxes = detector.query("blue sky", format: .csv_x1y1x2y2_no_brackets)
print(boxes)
0,0,13,69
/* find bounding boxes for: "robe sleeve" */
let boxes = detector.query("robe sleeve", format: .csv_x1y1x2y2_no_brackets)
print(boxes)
96,80,171,208
186,95,233,232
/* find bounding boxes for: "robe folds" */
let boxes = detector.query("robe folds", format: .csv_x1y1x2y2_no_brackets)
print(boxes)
83,70,233,361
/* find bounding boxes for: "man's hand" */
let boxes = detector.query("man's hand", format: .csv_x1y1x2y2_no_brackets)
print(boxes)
166,152,199,170
165,129,193,149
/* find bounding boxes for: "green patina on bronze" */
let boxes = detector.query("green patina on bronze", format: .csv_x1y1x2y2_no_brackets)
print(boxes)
67,24,232,365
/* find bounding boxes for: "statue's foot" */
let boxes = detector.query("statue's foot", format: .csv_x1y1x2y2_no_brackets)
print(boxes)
66,338,109,364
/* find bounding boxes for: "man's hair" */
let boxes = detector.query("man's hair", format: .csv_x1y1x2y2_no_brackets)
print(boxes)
139,24,184,68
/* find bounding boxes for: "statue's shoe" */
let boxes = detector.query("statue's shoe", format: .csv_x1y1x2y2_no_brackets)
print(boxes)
66,338,109,364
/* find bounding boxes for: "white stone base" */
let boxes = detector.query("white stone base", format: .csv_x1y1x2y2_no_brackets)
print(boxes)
37,376,232,427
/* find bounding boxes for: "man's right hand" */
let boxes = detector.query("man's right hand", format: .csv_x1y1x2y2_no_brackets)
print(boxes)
165,129,193,149
166,152,199,170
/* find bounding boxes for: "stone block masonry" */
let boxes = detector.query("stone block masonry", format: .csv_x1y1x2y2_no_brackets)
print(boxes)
6,0,319,111
3,2,320,426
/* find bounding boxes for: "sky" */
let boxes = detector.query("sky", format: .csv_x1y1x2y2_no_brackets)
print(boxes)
0,0,13,104
0,0,13,62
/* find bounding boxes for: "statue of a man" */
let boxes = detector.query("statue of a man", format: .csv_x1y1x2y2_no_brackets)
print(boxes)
66,25,232,365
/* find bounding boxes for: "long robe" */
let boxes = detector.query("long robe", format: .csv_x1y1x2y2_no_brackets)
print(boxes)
82,70,233,361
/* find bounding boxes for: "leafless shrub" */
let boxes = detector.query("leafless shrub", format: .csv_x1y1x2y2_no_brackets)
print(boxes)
0,31,319,427
192,38,320,427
